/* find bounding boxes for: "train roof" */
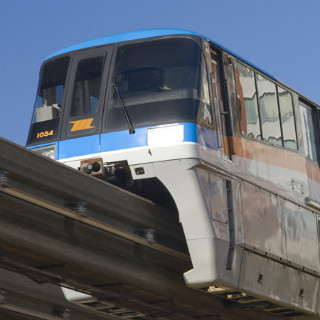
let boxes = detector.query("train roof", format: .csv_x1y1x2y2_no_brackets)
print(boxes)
45,28,275,80
46,29,201,60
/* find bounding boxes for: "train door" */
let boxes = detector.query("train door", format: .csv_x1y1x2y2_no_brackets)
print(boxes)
209,49,234,160
59,47,112,159
299,101,320,204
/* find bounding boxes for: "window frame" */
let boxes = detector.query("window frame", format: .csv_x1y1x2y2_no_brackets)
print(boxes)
233,59,299,152
255,72,283,147
277,85,298,150
102,36,204,133
61,46,112,140
233,60,262,141
27,55,72,146
299,100,319,163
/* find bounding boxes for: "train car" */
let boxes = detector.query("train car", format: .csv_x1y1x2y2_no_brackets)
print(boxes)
26,29,320,317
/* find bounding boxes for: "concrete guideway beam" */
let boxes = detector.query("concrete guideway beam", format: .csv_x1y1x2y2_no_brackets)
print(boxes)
0,138,299,320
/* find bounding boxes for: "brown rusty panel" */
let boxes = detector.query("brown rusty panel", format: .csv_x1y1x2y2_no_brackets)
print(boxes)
316,281,320,315
239,250,319,314
209,173,228,224
283,201,320,273
197,170,230,241
196,169,244,244
197,168,210,215
241,182,286,260
232,179,245,244
212,220,229,242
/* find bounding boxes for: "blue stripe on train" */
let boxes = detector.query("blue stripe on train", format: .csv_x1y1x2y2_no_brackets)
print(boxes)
57,123,198,160
46,29,201,60
58,135,100,160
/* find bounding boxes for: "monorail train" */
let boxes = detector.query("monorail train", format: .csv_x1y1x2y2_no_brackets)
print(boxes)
27,29,320,316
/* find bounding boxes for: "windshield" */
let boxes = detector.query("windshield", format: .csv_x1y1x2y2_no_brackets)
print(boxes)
27,37,205,146
106,37,202,131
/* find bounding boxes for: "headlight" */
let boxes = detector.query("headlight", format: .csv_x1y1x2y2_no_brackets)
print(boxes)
147,124,184,146
32,144,56,160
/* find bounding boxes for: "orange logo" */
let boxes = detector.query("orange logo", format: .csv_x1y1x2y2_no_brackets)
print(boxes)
69,118,95,132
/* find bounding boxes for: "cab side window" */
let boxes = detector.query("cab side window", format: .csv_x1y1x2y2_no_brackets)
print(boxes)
62,48,108,139
71,56,104,117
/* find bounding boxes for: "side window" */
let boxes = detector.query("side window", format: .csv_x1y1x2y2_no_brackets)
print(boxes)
234,61,261,140
33,56,70,123
71,56,104,116
27,56,70,146
63,52,107,139
234,61,298,151
299,102,318,162
256,74,282,146
278,87,297,149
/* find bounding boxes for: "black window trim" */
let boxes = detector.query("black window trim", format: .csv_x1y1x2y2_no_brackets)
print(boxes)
60,46,113,141
277,85,298,151
299,99,320,163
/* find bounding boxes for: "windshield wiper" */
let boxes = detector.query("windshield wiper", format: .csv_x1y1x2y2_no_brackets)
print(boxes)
112,84,135,134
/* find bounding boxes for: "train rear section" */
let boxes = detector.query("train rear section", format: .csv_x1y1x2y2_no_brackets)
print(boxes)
155,159,320,317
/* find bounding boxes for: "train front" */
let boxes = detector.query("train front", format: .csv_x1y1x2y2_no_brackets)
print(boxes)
27,31,230,296
26,33,217,202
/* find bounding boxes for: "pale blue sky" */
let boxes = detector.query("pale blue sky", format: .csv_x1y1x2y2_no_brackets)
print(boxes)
1,0,320,145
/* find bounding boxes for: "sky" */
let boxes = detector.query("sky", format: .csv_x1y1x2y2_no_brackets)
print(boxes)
1,0,320,146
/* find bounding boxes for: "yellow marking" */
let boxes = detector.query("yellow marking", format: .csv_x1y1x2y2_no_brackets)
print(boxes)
36,130,54,139
69,118,95,132
160,85,171,90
